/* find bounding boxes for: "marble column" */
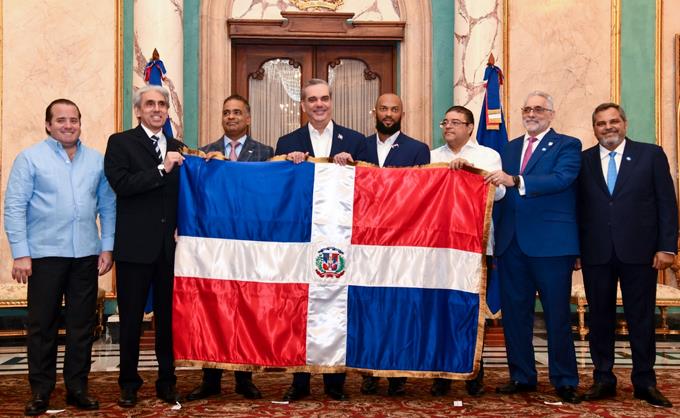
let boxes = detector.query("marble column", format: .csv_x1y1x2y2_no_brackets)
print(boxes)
134,0,184,139
453,0,504,131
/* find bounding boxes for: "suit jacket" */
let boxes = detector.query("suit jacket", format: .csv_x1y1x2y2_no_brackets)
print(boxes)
104,125,184,263
359,132,430,167
578,138,678,265
200,135,273,162
494,128,581,257
274,121,366,159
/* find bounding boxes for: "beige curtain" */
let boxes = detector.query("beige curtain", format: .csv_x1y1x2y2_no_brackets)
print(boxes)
249,59,301,148
328,59,379,136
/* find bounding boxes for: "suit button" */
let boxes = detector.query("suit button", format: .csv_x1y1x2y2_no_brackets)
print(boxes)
161,218,166,223
609,202,613,206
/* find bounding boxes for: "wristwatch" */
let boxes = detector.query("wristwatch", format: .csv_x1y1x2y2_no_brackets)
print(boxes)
512,175,520,187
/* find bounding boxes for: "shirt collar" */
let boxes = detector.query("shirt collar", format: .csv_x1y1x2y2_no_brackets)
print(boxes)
46,136,81,153
376,131,400,147
599,138,626,160
445,139,477,155
308,120,333,137
224,134,247,146
140,123,164,140
523,128,550,142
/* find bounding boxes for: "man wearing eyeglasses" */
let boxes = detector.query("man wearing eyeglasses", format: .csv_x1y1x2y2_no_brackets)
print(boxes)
484,91,582,404
429,105,505,398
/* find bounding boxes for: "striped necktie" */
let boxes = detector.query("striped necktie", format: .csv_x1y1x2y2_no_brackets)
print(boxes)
150,135,163,162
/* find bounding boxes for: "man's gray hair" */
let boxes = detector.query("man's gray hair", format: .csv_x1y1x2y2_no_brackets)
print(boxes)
133,85,170,108
524,90,554,110
301,78,331,101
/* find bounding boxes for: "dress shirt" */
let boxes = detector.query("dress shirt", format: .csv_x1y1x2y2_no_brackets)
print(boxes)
223,134,247,159
140,123,167,160
376,131,399,167
4,137,116,259
308,121,334,158
599,139,625,180
517,129,550,195
431,140,505,255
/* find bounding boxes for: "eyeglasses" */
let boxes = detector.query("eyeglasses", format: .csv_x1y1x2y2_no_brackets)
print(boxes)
439,119,469,128
521,106,553,115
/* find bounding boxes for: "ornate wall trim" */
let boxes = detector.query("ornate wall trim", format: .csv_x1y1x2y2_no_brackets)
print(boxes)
611,0,621,104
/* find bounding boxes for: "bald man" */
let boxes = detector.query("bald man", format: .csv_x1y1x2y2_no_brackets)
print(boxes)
358,93,430,168
357,93,429,397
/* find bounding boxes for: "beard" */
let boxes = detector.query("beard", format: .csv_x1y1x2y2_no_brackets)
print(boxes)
376,118,401,136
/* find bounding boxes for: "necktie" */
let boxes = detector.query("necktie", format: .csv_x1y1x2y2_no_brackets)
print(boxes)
229,141,240,161
150,135,162,161
520,137,537,174
607,151,617,195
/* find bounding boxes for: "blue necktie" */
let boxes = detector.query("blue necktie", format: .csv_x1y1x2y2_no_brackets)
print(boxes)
607,151,617,195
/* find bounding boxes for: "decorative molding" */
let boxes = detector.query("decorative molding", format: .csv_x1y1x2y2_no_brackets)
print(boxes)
611,0,621,104
655,0,662,146
502,0,508,132
228,12,405,40
115,0,123,132
291,0,344,12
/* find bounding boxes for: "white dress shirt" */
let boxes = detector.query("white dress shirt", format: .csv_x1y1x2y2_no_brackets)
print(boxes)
599,139,626,181
309,121,334,158
141,123,167,161
516,128,550,195
376,131,400,167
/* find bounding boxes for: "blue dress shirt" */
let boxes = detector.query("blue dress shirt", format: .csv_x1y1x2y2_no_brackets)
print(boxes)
4,137,116,259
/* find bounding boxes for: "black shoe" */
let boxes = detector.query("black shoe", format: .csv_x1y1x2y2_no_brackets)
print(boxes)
430,379,451,397
157,385,182,404
361,376,379,395
583,382,616,401
633,386,673,408
465,379,485,397
24,394,49,416
387,378,406,397
556,386,581,404
282,385,310,402
186,383,221,401
235,380,262,399
495,381,537,394
66,391,99,410
118,388,137,408
324,385,349,401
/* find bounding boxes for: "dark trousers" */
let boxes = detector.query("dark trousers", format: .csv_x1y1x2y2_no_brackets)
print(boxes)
116,255,176,391
498,237,578,388
27,256,98,396
292,372,345,389
202,368,253,387
583,255,657,388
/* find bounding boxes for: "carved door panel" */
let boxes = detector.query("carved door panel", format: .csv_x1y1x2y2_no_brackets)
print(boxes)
232,43,395,146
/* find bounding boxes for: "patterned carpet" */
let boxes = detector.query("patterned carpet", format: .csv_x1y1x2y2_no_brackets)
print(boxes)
2,369,679,417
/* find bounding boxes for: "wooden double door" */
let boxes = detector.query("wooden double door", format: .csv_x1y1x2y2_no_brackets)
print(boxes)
232,42,396,147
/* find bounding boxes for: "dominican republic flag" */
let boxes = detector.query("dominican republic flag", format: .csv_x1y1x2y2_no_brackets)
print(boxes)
173,156,493,379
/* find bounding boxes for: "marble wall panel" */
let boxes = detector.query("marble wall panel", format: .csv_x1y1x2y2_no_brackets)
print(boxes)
0,0,118,290
506,0,611,146
661,1,680,190
231,0,400,20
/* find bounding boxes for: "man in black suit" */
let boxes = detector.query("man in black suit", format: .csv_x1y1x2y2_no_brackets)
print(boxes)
104,85,185,408
577,103,677,408
275,78,365,166
185,94,272,402
275,79,364,402
359,93,429,168
358,93,428,397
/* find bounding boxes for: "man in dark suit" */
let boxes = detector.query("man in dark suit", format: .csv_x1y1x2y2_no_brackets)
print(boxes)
358,93,428,397
185,94,272,402
358,93,429,168
275,78,365,166
485,91,581,404
104,85,185,408
275,79,364,402
577,103,677,408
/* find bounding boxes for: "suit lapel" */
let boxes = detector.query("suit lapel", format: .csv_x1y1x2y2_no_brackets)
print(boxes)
522,129,555,174
365,134,379,164
329,122,344,157
383,133,403,167
134,125,162,162
506,136,524,174
587,147,609,195
238,137,256,162
301,125,315,157
612,138,638,195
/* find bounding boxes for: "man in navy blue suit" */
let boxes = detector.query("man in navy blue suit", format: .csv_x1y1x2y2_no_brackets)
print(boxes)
485,91,581,404
358,93,429,168
577,103,677,408
275,79,364,402
275,78,365,166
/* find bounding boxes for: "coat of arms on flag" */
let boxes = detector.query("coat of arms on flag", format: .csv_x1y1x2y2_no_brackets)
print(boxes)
172,156,494,379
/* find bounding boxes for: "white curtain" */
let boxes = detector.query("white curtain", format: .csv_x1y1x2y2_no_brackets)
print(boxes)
249,59,301,148
329,59,379,136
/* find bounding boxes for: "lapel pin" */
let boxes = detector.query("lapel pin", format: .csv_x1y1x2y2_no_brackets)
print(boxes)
548,142,553,146
626,156,631,161
338,134,343,140
541,148,547,152
391,143,400,149
248,150,253,153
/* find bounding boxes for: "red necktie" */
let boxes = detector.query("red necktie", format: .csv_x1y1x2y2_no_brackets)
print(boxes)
229,141,240,161
520,137,537,174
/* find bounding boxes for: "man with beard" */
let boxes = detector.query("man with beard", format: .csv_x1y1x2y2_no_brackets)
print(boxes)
485,91,582,404
576,103,676,408
359,93,429,168
185,94,272,402
358,93,429,397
